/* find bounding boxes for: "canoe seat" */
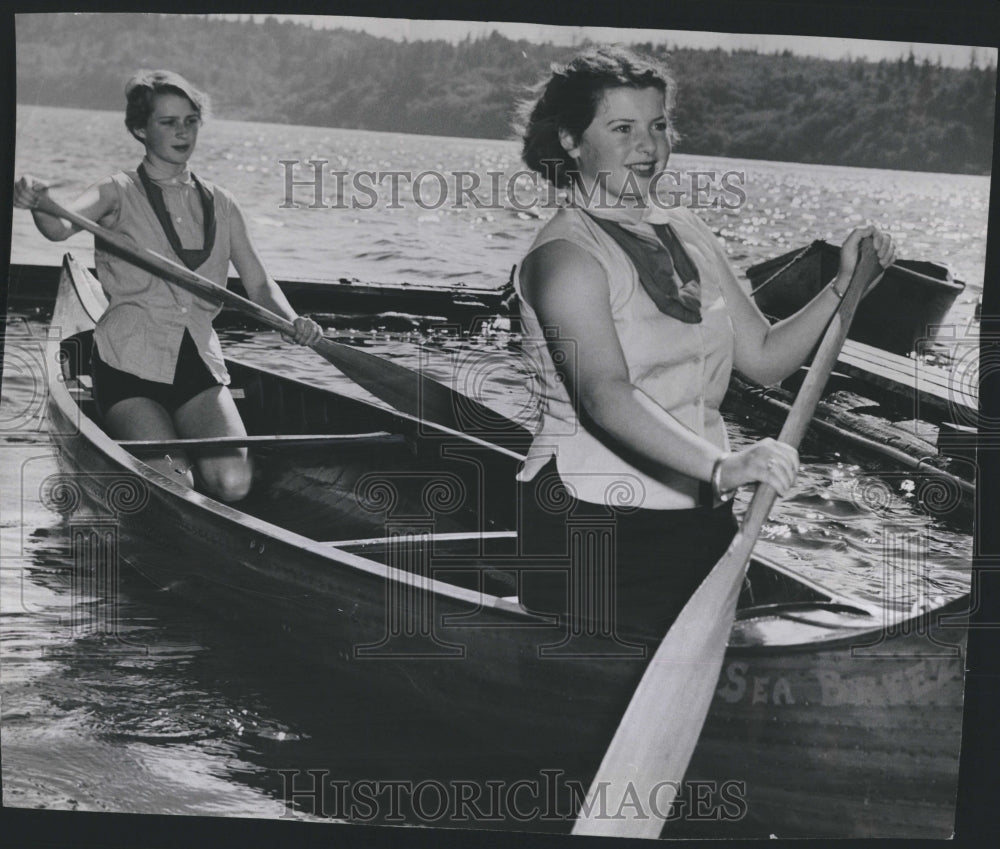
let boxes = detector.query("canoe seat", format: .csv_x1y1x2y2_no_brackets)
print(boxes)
65,375,93,402
325,530,522,597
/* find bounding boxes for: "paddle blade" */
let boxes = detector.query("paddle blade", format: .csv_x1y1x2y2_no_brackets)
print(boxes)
572,237,884,838
570,529,755,838
311,337,531,446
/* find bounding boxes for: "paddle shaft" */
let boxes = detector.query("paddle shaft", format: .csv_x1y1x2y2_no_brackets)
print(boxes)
35,194,530,458
35,194,299,336
571,236,882,839
737,237,882,540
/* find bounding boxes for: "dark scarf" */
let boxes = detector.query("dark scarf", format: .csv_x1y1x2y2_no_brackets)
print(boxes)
584,212,702,323
137,163,216,271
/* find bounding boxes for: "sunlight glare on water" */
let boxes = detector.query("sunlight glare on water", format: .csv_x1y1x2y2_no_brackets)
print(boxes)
11,105,989,333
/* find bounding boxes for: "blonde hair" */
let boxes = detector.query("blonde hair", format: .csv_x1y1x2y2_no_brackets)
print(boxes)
124,69,210,141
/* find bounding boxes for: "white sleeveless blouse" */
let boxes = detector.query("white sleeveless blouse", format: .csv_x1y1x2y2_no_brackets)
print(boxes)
93,167,235,384
515,204,740,510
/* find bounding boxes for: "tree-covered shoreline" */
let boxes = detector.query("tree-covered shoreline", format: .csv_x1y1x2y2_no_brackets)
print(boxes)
15,13,996,175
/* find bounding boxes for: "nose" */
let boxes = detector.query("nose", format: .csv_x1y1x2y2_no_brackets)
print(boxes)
634,128,656,155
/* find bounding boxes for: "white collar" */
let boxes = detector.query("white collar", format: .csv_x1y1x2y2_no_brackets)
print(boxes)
567,184,682,237
140,157,193,186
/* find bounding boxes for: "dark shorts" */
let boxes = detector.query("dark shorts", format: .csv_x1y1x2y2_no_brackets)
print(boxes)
92,329,222,420
518,459,738,640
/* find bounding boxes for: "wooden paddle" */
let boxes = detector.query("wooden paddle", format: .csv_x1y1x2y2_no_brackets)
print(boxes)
572,236,883,838
35,194,526,453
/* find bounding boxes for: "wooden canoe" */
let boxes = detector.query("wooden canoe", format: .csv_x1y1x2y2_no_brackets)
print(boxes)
42,253,968,837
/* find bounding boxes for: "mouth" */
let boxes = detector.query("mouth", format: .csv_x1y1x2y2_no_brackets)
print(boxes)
626,162,657,176
172,144,191,153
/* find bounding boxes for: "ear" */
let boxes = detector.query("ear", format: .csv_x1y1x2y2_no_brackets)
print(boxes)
558,128,580,159
133,126,147,141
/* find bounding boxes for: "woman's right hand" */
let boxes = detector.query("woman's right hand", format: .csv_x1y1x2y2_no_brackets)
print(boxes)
834,224,896,297
13,175,50,210
718,438,799,496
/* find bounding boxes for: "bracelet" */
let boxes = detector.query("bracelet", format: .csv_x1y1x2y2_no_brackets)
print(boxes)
711,452,734,503
828,281,845,300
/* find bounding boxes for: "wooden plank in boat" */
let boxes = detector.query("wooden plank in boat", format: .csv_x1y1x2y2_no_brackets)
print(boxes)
841,343,953,388
834,340,976,420
118,432,405,453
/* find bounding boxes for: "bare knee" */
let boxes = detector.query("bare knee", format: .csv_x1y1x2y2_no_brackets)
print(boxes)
199,456,253,502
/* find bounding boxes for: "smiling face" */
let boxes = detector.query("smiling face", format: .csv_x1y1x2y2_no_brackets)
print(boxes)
561,86,671,204
134,93,201,171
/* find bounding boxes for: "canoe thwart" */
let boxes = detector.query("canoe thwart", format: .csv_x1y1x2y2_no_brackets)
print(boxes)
321,530,519,549
735,600,876,622
118,432,406,453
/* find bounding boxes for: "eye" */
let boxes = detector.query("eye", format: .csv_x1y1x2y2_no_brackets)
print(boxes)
653,120,669,133
612,124,631,134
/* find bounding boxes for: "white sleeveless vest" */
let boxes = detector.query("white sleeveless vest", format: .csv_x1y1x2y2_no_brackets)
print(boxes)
515,204,739,510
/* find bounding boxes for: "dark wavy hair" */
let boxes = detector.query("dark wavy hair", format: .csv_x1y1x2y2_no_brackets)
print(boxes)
516,45,678,189
124,69,210,142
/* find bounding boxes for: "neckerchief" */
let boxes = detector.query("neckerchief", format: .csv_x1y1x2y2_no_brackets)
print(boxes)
583,211,702,323
137,162,216,271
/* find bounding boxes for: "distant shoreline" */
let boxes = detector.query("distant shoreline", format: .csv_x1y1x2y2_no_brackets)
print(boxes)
15,13,996,177
14,103,995,181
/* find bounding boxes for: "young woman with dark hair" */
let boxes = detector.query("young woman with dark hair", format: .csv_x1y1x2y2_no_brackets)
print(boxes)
514,46,896,638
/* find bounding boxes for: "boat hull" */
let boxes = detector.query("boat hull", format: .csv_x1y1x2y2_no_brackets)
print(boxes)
681,614,966,837
46,431,969,836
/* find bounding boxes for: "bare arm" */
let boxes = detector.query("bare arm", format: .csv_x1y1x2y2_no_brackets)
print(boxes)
14,175,116,241
228,200,322,345
720,225,896,386
520,240,798,494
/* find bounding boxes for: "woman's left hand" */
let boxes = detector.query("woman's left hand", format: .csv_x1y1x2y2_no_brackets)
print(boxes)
835,224,897,298
283,315,324,346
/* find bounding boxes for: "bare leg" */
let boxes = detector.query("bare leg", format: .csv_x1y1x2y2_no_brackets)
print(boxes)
103,397,195,487
173,385,253,502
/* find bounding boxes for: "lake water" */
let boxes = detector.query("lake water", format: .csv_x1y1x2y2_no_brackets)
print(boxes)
1,105,985,834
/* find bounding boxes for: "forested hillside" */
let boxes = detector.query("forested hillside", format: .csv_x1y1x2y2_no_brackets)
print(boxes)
16,13,996,173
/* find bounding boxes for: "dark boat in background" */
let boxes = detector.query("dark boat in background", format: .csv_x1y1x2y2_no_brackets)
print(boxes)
7,261,508,325
40,252,968,837
9,240,969,351
736,241,977,496
747,239,966,356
